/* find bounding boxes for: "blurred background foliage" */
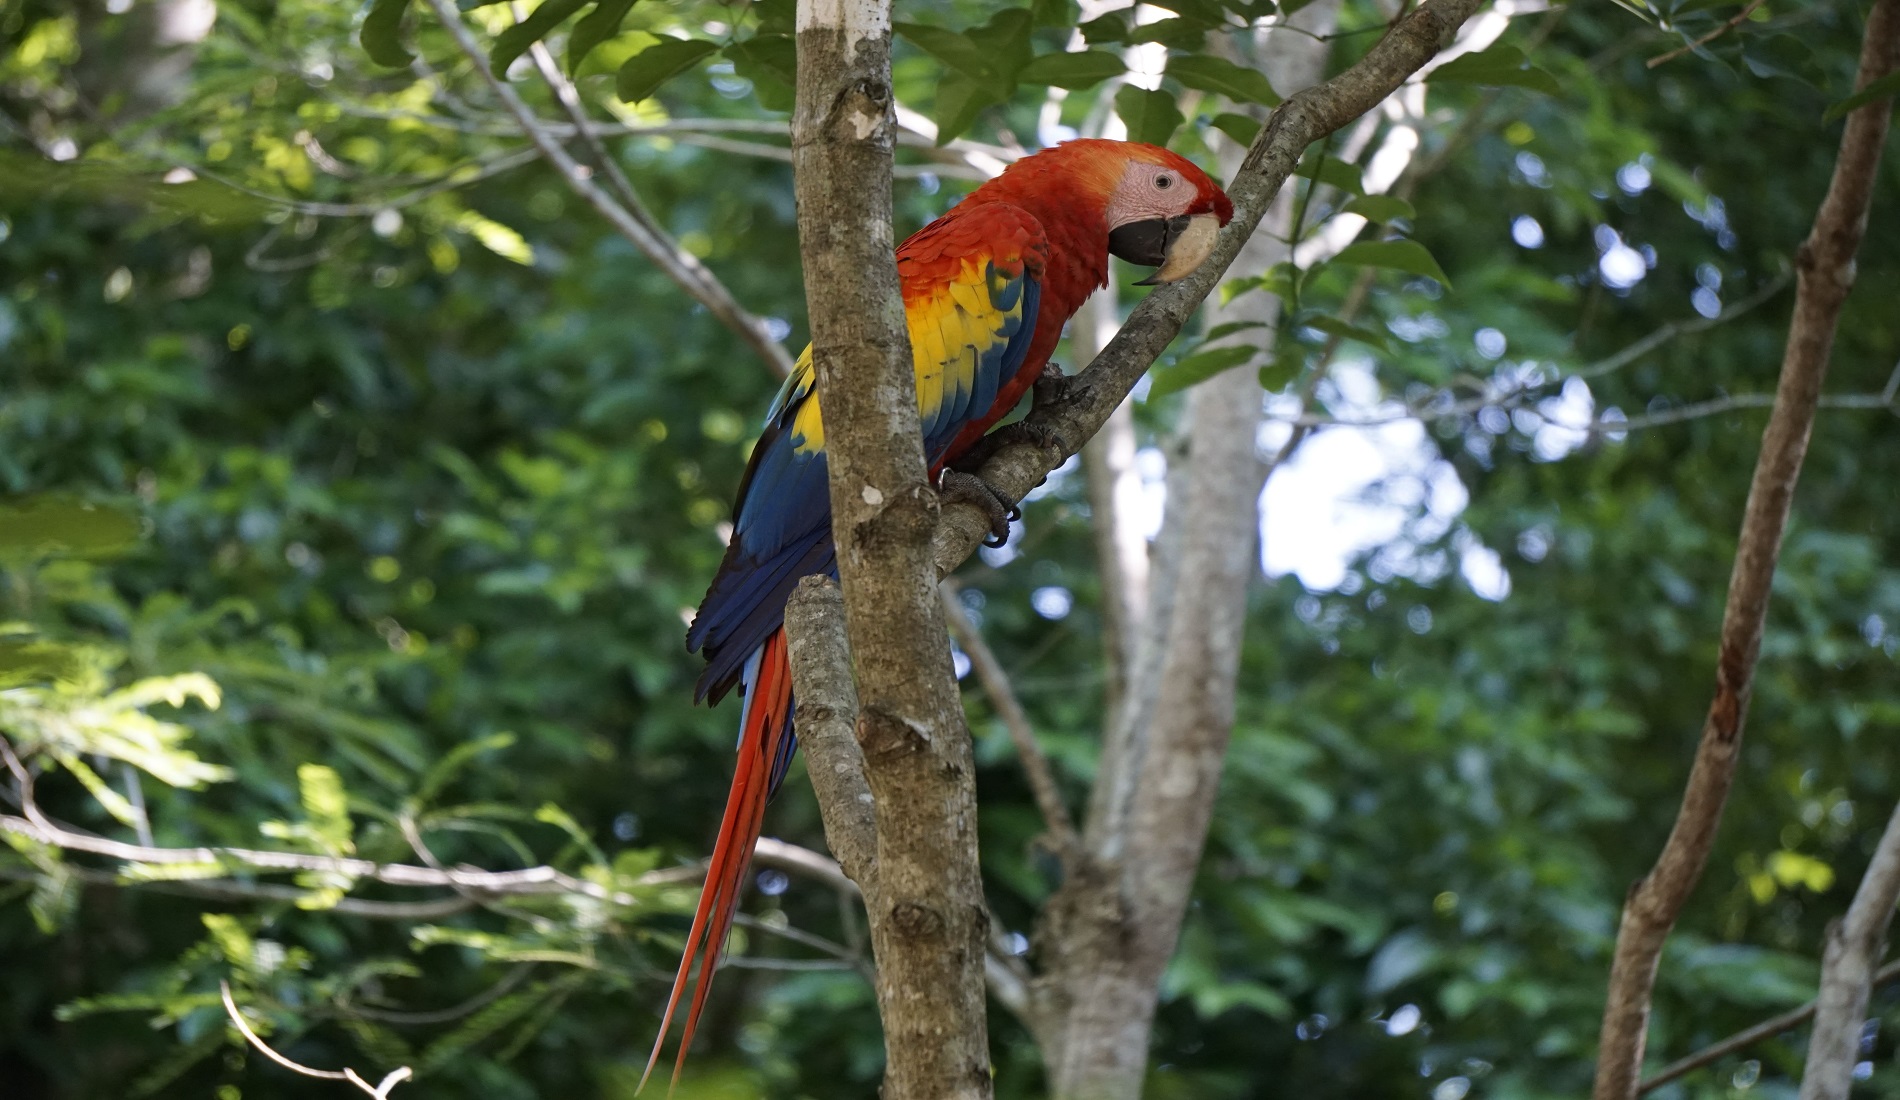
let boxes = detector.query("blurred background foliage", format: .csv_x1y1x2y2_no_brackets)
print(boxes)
1,0,1897,1098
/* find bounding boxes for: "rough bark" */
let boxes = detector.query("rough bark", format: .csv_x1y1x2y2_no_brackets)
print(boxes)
783,577,877,901
790,0,991,1096
1032,8,1339,1096
1800,800,1900,1100
1591,3,1900,1096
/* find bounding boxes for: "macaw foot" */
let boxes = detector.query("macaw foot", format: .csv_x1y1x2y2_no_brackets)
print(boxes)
939,470,1021,548
956,418,1074,472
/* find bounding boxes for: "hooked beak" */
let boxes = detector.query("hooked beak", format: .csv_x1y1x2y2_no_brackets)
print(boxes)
1108,213,1223,286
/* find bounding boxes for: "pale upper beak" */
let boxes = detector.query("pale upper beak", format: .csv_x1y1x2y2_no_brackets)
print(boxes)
1107,212,1223,286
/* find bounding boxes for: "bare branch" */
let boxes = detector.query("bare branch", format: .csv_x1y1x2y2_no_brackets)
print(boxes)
417,0,796,378
1801,799,1900,1100
1592,4,1900,1095
1637,958,1900,1094
222,981,414,1099
941,582,1078,856
1648,0,1767,68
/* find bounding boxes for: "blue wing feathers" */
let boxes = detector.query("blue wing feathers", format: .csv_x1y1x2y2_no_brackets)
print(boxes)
690,233,1044,741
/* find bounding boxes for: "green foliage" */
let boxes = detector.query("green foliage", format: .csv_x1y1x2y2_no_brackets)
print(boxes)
617,38,721,103
2,1,1897,1099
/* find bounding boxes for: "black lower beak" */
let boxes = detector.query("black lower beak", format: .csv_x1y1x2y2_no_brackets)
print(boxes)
1109,215,1193,279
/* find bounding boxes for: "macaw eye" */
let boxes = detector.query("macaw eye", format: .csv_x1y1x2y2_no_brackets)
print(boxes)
1155,174,1174,190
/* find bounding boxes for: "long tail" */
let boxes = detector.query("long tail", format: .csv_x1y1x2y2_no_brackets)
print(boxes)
641,628,797,1094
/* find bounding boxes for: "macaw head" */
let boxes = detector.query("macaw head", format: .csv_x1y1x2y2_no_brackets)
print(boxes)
1097,142,1235,285
994,138,1234,286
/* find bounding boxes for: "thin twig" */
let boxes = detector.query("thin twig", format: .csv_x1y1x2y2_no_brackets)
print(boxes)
1637,958,1900,1093
1265,274,1790,429
1649,0,1768,68
940,582,1079,857
417,0,796,378
221,981,414,1098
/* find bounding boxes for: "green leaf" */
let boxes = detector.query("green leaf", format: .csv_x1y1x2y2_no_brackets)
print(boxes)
1294,151,1364,195
1823,69,1900,123
298,763,356,854
1032,0,1079,26
615,37,718,103
1127,17,1210,47
1167,55,1280,106
1115,85,1184,147
0,640,85,687
361,0,415,68
1147,344,1257,400
1333,238,1452,288
1018,50,1125,90
967,8,1035,84
894,22,994,80
567,0,639,72
932,71,1003,144
1208,111,1260,147
0,497,140,559
491,0,591,74
1342,194,1416,223
1428,45,1562,96
1299,312,1389,350
1078,11,1130,44
726,34,797,110
1206,320,1269,341
1257,351,1302,391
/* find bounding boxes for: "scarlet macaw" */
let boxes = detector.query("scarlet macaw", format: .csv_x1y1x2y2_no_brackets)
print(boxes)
645,138,1233,1087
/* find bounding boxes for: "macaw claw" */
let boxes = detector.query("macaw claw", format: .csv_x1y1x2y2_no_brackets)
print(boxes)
939,470,1021,547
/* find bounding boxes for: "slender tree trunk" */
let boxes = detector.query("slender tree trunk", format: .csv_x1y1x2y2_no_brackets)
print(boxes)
1036,9,1339,1099
791,0,991,1095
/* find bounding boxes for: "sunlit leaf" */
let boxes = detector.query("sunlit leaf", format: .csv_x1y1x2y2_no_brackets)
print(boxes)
491,0,590,74
1167,54,1281,106
567,0,640,72
0,497,139,559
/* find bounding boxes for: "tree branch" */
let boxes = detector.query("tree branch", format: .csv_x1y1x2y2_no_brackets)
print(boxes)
783,576,877,898
418,0,796,378
1801,799,1900,1099
1592,3,1900,1095
940,582,1078,857
1637,958,1900,1093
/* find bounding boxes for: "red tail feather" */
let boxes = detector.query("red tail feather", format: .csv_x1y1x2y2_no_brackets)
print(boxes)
641,629,794,1094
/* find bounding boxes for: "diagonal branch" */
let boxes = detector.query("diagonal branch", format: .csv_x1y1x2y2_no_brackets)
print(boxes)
1592,3,1900,1096
418,0,796,378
